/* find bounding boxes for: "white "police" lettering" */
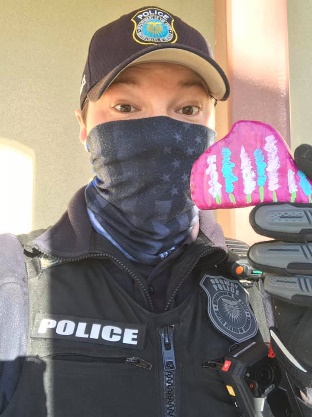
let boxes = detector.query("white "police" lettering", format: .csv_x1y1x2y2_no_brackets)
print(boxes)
137,10,169,20
38,319,139,345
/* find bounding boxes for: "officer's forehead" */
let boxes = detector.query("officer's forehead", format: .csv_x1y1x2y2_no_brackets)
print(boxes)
110,62,209,91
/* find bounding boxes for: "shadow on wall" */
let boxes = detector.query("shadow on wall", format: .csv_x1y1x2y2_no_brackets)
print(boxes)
0,138,35,234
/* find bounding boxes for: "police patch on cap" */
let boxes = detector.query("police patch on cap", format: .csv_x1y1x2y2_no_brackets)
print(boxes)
200,274,258,343
131,7,178,45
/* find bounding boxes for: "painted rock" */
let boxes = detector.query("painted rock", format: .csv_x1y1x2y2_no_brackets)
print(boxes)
190,120,312,209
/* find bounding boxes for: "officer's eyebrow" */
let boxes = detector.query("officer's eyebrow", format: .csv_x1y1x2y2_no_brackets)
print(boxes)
178,80,211,95
111,78,209,91
110,75,211,96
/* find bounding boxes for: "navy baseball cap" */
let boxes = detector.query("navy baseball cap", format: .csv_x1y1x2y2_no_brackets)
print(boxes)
80,6,230,109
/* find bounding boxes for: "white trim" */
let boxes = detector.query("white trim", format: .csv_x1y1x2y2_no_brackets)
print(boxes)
270,329,307,373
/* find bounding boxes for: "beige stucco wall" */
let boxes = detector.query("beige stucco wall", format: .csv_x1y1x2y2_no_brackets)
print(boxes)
287,0,312,150
0,1,215,232
1,1,310,236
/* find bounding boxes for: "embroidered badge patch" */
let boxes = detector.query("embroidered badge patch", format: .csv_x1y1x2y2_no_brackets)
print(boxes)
200,274,258,343
131,7,178,45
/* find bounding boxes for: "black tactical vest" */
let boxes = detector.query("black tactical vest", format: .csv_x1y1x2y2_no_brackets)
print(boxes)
3,254,242,417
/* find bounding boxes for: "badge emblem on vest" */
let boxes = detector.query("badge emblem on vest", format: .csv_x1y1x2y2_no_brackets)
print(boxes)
131,7,178,45
200,274,258,343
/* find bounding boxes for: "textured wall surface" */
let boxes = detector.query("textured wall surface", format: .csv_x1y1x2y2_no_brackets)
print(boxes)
287,1,312,150
0,1,214,231
3,1,308,237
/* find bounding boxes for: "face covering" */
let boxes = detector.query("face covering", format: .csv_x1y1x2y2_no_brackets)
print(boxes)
85,116,216,264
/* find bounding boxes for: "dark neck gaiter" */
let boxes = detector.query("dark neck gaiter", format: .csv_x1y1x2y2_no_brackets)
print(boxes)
85,116,215,264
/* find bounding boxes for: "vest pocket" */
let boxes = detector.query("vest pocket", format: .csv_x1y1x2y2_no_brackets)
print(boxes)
0,356,47,417
44,353,152,369
182,360,236,417
41,353,157,417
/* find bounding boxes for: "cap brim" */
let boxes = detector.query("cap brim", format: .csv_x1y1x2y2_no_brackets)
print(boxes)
87,46,229,104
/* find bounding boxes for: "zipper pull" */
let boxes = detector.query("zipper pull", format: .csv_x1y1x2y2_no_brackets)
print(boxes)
124,356,152,370
159,325,176,370
202,360,224,371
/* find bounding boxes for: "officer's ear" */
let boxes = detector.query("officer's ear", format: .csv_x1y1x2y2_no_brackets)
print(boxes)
75,109,87,145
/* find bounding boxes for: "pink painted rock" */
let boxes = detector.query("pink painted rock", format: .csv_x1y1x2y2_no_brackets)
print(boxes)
190,120,312,210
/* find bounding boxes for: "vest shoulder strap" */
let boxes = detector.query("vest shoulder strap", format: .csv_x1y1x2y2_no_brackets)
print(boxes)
17,228,46,246
0,233,30,411
16,229,47,279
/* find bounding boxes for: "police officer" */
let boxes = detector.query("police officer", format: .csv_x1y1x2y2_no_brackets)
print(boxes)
0,6,312,417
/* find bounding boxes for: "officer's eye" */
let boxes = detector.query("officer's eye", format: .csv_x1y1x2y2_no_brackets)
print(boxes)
114,104,137,113
177,106,201,116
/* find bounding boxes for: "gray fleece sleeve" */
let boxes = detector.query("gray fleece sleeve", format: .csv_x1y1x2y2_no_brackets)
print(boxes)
0,234,28,413
299,397,312,417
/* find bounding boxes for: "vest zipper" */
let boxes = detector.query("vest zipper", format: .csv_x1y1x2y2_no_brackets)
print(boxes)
164,242,227,311
32,236,226,313
42,353,152,369
159,325,177,417
32,249,154,310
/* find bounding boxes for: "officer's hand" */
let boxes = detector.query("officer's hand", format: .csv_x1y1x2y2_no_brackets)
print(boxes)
247,144,312,395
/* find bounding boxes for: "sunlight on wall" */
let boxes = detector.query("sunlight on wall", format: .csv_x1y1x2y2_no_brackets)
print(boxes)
0,139,34,234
